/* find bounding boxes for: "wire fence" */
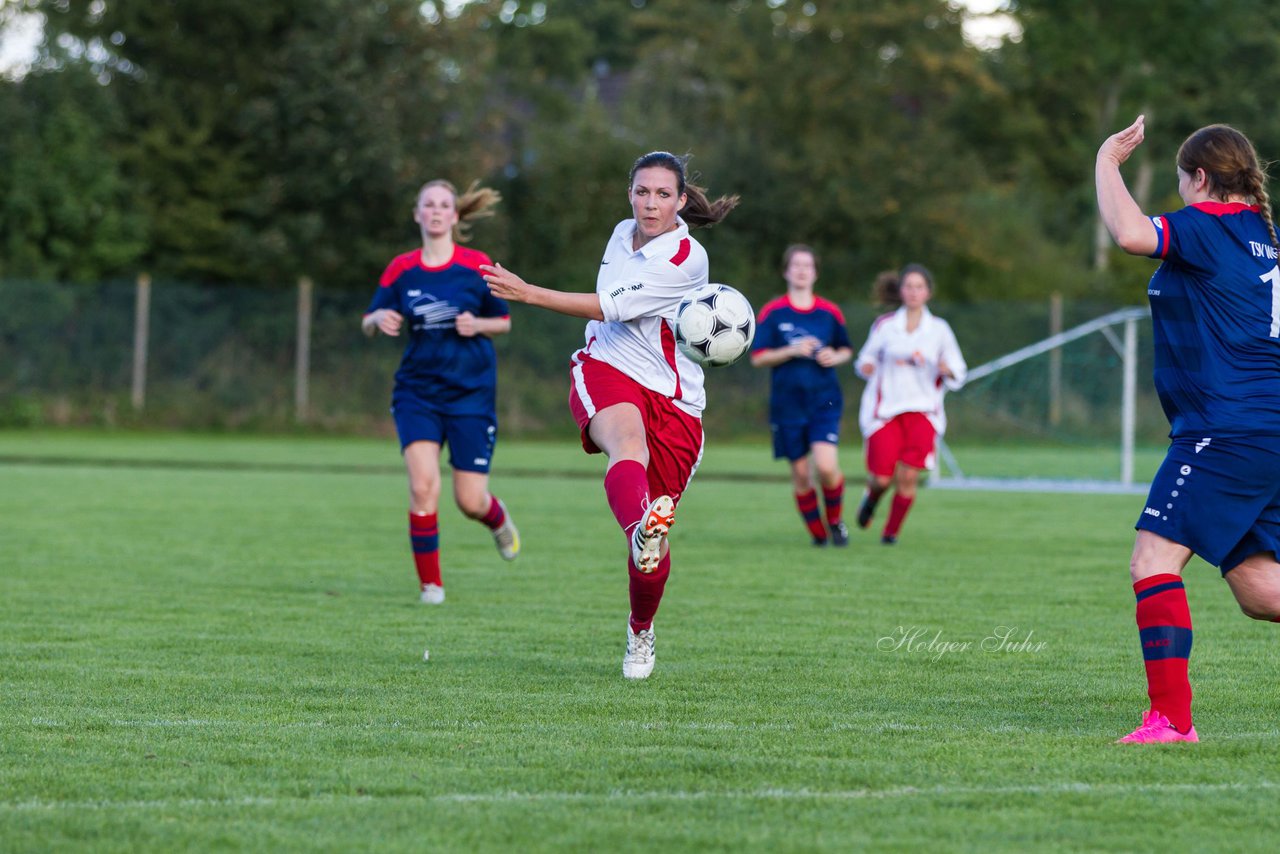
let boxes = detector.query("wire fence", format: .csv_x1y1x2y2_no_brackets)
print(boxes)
1,277,1166,446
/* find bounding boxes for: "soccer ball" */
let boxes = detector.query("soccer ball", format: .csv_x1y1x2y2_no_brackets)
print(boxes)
674,283,756,367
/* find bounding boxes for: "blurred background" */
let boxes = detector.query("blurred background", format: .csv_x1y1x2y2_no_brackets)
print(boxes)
2,0,1278,445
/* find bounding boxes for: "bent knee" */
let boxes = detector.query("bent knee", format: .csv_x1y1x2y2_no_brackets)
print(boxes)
1237,598,1280,621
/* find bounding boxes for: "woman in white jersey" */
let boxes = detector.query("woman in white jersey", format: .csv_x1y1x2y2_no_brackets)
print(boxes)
853,264,966,544
481,151,738,679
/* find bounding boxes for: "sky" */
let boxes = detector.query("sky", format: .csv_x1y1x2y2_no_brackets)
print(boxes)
0,2,1020,78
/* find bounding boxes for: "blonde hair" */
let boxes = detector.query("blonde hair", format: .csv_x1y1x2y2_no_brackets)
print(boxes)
417,179,502,242
1177,124,1279,252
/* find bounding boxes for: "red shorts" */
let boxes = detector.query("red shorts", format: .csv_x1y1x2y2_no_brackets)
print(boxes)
569,355,704,503
865,411,937,477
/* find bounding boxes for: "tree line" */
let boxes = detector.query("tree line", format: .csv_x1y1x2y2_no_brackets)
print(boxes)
3,0,1279,310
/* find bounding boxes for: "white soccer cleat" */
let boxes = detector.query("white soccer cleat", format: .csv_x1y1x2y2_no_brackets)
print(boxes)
630,495,675,574
419,583,445,605
623,620,656,679
491,500,520,561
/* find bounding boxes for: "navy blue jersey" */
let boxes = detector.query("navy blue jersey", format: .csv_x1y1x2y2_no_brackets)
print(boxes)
752,295,852,424
1146,202,1280,437
366,245,511,416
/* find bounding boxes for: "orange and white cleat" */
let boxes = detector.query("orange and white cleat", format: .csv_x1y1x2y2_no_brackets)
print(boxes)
630,495,675,573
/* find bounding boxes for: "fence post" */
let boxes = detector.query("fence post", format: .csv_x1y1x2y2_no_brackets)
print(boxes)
131,272,151,410
1121,317,1137,487
1048,292,1062,426
295,276,313,421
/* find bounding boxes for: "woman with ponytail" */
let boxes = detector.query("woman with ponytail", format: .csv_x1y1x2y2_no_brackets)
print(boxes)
363,179,521,606
1097,117,1280,743
482,151,738,679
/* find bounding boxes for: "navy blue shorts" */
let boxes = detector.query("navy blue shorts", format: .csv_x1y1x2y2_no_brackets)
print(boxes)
391,395,497,474
1136,435,1280,573
770,415,842,461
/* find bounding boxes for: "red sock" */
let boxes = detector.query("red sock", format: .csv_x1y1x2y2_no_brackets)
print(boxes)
605,460,650,536
629,550,671,632
795,489,827,541
409,511,441,587
479,495,505,530
1134,573,1193,732
883,493,914,537
822,478,845,527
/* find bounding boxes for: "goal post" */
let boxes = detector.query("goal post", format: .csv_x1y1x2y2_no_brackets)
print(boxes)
932,306,1152,494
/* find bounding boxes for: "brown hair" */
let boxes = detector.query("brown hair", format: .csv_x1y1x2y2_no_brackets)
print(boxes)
782,243,819,275
872,263,935,308
628,151,739,228
1177,124,1279,252
417,179,502,242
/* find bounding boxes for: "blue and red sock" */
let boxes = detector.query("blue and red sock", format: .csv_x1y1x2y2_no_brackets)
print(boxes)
409,511,441,588
479,495,506,530
1134,573,1193,732
795,489,827,541
822,478,845,528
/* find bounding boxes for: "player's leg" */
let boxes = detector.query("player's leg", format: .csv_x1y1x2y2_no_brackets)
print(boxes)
881,463,922,544
1116,530,1198,742
811,439,847,545
446,415,519,560
880,413,935,544
1224,554,1280,620
788,451,827,546
403,439,446,603
622,401,703,679
858,420,899,531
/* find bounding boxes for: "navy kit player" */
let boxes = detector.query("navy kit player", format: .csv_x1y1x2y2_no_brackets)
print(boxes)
1097,117,1280,743
482,151,738,679
750,244,854,546
363,179,520,605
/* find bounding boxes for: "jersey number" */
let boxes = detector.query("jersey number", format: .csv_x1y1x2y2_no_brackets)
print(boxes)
1266,265,1280,338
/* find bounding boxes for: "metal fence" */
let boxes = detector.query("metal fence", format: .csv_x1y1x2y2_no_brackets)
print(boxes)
1,277,1164,446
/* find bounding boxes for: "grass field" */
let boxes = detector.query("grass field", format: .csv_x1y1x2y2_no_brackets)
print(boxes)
2,431,1277,852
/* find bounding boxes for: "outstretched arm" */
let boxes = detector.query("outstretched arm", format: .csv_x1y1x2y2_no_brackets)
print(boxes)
1096,115,1159,257
481,263,605,321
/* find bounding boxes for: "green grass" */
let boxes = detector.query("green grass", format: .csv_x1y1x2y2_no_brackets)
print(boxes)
2,432,1277,852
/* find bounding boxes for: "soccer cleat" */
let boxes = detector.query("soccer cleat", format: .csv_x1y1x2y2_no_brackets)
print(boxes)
623,620,656,679
1116,710,1199,744
856,490,878,529
830,521,850,547
419,583,445,605
491,500,520,561
631,495,675,574
812,536,828,547
881,534,897,545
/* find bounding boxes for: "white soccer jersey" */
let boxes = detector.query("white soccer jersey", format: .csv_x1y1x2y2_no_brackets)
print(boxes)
574,217,709,416
856,306,967,438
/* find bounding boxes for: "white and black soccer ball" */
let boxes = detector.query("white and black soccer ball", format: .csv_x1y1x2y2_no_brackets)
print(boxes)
674,283,756,368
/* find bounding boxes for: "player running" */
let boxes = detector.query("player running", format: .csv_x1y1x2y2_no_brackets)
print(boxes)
363,179,520,605
750,244,854,546
1097,117,1280,743
853,264,966,544
481,151,738,679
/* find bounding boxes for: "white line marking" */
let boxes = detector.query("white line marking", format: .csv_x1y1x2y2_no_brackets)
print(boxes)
6,782,1279,812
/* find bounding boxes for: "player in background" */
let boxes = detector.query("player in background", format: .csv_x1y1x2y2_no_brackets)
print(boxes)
750,244,854,546
1097,117,1280,744
853,264,966,544
363,179,521,605
481,151,738,679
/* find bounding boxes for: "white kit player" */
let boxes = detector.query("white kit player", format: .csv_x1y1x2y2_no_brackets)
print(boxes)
482,151,738,679
854,263,966,544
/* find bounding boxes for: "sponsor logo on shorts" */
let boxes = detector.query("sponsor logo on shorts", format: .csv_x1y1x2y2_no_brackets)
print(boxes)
474,457,489,466
1143,507,1161,517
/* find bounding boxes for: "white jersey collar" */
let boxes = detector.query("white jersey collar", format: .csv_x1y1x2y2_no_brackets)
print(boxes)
893,304,934,332
618,216,691,260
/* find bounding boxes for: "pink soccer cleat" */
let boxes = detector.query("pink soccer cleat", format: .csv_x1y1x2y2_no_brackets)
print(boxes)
1116,710,1199,744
